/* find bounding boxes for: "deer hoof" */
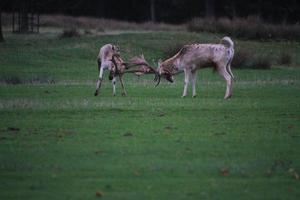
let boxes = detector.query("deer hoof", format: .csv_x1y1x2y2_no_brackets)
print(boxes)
122,92,127,96
94,91,98,96
224,95,232,99
192,95,197,98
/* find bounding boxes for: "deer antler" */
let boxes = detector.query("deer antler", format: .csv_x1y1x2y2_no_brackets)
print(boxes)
124,55,160,85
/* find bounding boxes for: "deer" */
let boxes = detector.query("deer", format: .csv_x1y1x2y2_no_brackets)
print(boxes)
153,36,235,99
94,44,158,96
94,44,125,96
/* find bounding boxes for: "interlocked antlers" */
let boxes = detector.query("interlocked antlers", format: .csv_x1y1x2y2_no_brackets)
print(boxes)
111,54,161,86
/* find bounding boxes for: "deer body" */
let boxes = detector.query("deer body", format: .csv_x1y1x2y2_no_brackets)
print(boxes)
94,44,127,96
157,37,234,99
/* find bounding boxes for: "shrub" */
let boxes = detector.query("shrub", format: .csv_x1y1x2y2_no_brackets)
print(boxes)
278,52,292,66
231,48,252,69
162,42,186,58
0,76,22,84
39,14,185,31
97,27,105,32
232,48,272,69
0,75,55,84
59,28,80,38
188,17,300,41
251,55,272,69
84,29,93,35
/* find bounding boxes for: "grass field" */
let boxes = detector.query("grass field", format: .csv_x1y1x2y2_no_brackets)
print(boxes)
0,29,300,200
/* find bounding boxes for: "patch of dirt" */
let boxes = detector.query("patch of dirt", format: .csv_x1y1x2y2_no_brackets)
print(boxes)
220,168,230,176
123,132,133,137
95,191,104,197
7,127,20,133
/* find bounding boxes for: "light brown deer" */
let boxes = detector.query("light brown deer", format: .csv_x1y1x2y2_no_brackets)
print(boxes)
94,44,158,96
94,44,125,96
155,36,235,99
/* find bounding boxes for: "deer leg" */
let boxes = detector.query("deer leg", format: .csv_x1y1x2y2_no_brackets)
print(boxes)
182,69,191,98
218,66,233,99
191,71,197,98
119,75,127,96
112,76,116,96
95,66,104,96
227,63,234,79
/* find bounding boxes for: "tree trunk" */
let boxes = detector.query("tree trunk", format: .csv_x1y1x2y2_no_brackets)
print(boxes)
150,0,156,22
20,11,29,32
0,9,4,42
205,0,215,18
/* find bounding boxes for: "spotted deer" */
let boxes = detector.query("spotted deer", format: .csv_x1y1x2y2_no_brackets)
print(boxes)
155,36,235,99
94,44,158,96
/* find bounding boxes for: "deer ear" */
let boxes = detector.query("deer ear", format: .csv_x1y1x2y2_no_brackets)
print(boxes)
112,45,120,52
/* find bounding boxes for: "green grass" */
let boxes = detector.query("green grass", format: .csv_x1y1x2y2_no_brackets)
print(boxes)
0,30,300,200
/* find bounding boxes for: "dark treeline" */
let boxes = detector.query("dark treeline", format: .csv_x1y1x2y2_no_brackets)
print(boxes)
1,0,299,24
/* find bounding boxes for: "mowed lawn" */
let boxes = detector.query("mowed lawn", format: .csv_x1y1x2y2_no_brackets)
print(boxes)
0,31,300,200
